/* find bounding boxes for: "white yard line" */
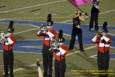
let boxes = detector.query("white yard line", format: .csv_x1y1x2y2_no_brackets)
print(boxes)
2,64,37,74
17,39,41,41
0,0,66,13
90,54,97,58
61,19,72,23
2,68,25,75
0,50,42,55
0,19,6,21
14,27,38,35
0,22,40,35
67,45,95,56
99,9,115,15
14,68,24,73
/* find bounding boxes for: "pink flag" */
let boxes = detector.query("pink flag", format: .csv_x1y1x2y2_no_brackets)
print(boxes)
69,0,92,7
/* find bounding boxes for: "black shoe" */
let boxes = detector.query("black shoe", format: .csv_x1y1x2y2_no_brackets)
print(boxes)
80,49,85,52
4,75,8,77
48,75,52,77
69,47,74,50
3,74,8,77
9,75,14,77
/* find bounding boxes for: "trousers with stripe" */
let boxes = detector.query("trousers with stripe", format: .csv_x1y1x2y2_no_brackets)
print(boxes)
89,6,99,31
55,60,66,77
3,50,14,77
42,45,53,77
97,51,110,77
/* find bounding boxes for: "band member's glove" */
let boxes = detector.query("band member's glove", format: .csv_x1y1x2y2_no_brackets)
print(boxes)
53,49,60,53
41,30,47,34
101,40,106,43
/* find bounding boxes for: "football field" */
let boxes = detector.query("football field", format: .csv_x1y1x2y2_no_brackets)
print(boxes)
0,0,115,77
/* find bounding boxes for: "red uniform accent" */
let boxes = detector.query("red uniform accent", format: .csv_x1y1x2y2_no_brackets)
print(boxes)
37,29,57,46
2,33,16,52
93,36,111,53
53,44,68,61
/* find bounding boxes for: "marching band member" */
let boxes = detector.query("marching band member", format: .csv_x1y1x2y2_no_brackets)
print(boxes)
89,0,100,31
37,14,57,77
51,30,68,77
1,21,16,77
92,22,111,77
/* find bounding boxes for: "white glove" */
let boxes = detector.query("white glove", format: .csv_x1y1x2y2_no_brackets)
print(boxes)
5,37,14,45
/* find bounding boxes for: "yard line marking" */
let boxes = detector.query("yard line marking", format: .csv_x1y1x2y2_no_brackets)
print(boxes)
13,22,71,36
17,39,41,41
61,9,115,23
99,9,115,15
67,45,95,56
0,21,40,35
14,27,38,35
0,50,42,55
63,33,71,36
0,0,66,13
14,68,24,72
2,68,24,75
2,64,38,74
90,54,97,58
61,19,72,23
0,19,6,21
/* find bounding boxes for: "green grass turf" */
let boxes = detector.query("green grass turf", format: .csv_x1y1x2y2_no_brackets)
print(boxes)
0,47,115,77
0,0,115,25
